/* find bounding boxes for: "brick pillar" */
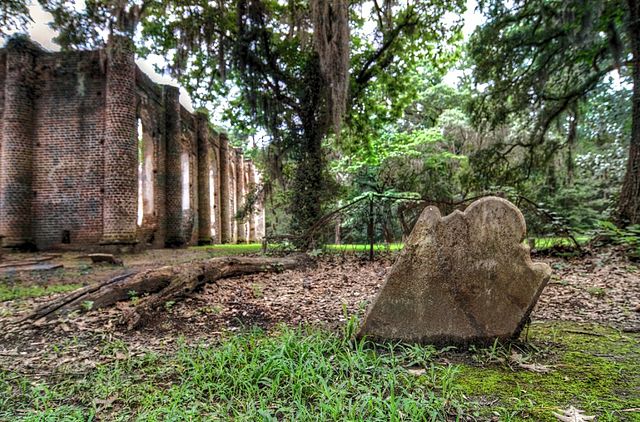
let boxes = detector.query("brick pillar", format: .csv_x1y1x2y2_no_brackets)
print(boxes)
101,35,138,245
243,160,251,242
0,40,38,248
247,161,257,242
211,136,222,244
0,51,5,236
152,96,168,248
219,134,231,243
255,169,266,240
190,130,198,245
196,114,212,245
163,85,184,246
235,149,246,243
229,158,237,243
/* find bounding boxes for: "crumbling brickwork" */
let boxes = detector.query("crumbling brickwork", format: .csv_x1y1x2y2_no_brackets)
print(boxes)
0,36,264,251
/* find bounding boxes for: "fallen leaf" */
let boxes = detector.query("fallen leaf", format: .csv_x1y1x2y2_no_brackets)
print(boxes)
94,394,118,408
406,367,426,376
552,406,596,421
518,363,551,374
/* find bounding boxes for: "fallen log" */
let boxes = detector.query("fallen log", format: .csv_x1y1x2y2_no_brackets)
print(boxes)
22,254,311,328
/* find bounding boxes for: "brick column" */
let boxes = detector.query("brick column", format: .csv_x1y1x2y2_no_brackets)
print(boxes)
243,160,251,242
255,169,266,240
211,136,222,244
152,97,168,248
101,35,138,245
229,157,237,243
247,161,257,242
0,39,38,248
196,114,212,245
0,51,5,237
219,134,231,243
163,85,184,246
235,149,246,243
189,128,198,245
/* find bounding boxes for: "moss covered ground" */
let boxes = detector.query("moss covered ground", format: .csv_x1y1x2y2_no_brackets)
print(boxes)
459,322,640,421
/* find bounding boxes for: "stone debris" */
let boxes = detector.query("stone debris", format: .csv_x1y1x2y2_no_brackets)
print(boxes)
358,196,552,345
87,253,124,266
0,263,63,273
0,254,60,269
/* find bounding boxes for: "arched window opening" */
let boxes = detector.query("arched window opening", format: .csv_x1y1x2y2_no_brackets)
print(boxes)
137,118,155,226
181,151,190,211
209,168,216,237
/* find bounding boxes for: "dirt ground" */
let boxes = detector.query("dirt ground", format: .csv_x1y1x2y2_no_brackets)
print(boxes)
0,247,638,376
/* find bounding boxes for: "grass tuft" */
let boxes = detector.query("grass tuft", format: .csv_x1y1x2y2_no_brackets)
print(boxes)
0,283,82,302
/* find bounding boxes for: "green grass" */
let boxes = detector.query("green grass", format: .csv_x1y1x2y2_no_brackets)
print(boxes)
187,237,589,256
0,283,82,302
324,243,405,252
325,238,587,253
1,321,637,421
530,236,590,250
1,323,465,421
189,243,263,254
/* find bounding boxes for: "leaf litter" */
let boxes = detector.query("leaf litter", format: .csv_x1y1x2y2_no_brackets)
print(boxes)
0,247,638,410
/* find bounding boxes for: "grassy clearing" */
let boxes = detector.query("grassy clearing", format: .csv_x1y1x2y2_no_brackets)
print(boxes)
189,243,263,254
0,282,82,302
187,237,588,256
531,236,590,250
1,321,637,421
324,243,404,252
324,238,587,253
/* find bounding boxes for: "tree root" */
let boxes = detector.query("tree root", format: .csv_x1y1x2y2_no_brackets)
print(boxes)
22,254,312,329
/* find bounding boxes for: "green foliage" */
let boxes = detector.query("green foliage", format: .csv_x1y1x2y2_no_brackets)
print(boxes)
464,0,638,226
594,221,640,258
469,0,628,135
0,0,31,36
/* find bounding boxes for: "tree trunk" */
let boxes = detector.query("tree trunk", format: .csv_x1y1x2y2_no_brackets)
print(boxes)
290,55,328,248
618,0,640,225
565,104,578,186
22,254,311,328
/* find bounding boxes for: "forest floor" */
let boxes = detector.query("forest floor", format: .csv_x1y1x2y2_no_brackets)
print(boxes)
0,245,638,420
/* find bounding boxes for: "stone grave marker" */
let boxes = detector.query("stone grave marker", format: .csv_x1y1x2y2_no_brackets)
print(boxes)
358,196,552,344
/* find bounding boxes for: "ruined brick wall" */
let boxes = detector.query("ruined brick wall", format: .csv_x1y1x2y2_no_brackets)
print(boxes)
0,36,264,251
32,48,106,249
0,51,6,236
0,39,38,247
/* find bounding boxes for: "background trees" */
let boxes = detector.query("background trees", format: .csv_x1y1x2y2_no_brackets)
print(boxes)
468,0,639,225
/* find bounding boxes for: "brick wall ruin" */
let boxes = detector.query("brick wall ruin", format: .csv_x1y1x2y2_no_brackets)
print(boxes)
0,35,265,251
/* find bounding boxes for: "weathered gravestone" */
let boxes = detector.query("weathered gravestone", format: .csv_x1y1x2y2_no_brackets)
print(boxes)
358,196,551,345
